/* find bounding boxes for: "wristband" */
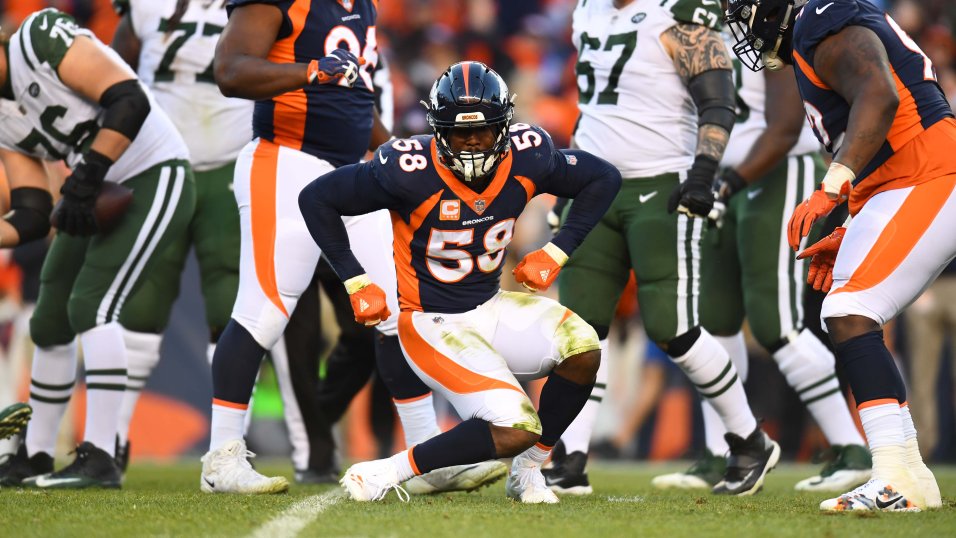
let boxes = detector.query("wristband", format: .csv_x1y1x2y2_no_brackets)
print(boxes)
344,273,372,294
542,242,569,266
822,161,855,198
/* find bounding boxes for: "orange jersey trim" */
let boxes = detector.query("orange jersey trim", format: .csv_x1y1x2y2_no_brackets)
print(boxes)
792,50,830,90
858,398,900,410
398,312,524,395
430,139,514,215
885,68,926,152
266,1,311,150
249,140,289,318
212,398,249,411
834,174,955,296
514,175,536,203
558,308,573,326
392,190,444,312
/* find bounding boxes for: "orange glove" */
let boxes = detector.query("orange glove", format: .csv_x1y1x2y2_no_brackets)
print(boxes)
797,227,845,293
513,242,568,292
788,162,854,250
345,274,391,326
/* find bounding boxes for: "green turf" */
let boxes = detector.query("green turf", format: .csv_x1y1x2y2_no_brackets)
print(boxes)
1,461,954,537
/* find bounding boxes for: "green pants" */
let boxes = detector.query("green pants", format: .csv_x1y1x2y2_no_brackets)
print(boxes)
31,160,196,347
559,173,707,343
699,153,825,348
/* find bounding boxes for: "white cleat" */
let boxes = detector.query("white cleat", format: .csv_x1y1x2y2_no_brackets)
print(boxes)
506,456,559,504
200,439,288,494
906,439,942,509
651,472,714,490
404,460,508,495
819,478,920,512
340,459,410,502
795,469,872,492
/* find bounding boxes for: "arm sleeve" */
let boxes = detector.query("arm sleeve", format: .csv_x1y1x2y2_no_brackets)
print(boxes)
538,149,622,256
298,161,397,281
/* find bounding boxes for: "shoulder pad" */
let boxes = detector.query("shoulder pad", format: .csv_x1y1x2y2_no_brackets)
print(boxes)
370,135,434,196
668,0,723,30
794,0,862,57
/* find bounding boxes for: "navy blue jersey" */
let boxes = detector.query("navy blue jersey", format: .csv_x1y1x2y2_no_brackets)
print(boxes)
227,0,378,167
298,123,622,314
791,0,953,183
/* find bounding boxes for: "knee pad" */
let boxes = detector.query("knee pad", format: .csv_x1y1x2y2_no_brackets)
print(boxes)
554,310,601,360
5,188,52,244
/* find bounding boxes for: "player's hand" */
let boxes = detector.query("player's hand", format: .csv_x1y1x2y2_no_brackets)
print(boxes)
52,152,110,236
787,181,849,251
344,274,391,326
714,168,747,204
513,242,568,292
308,49,365,87
667,155,721,221
797,227,844,293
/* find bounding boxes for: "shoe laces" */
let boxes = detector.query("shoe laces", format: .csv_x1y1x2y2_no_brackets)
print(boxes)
513,462,547,492
374,483,410,502
209,442,257,474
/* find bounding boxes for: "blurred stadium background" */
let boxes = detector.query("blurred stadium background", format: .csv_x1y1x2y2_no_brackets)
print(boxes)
0,0,954,470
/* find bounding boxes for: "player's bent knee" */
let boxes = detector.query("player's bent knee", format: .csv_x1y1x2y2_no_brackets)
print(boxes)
490,424,540,457
553,310,601,361
824,315,881,346
554,349,601,385
66,296,99,335
30,314,75,348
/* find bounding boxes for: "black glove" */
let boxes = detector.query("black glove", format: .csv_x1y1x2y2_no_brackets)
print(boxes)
714,167,747,205
667,155,720,218
54,150,112,236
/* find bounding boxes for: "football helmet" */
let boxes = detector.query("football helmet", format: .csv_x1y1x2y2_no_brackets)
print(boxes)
725,0,807,71
424,61,514,182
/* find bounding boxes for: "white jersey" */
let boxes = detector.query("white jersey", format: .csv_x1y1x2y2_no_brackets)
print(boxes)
117,0,252,171
721,35,820,169
6,9,187,184
0,99,58,160
572,0,722,178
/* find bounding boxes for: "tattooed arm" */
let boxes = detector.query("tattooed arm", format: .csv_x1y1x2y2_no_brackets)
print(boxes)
661,23,735,161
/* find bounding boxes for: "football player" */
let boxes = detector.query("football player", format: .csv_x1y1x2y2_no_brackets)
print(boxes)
299,61,621,504
545,0,778,497
202,0,504,494
727,0,950,511
0,8,196,488
652,29,872,493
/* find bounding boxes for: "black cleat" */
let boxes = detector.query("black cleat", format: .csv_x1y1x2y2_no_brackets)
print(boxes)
30,442,122,489
115,438,131,474
0,403,32,440
542,449,593,495
294,466,340,485
0,443,53,486
712,427,780,496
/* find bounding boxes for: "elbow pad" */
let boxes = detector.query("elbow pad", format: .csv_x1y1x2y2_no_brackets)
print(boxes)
5,187,53,244
688,69,736,133
99,79,151,141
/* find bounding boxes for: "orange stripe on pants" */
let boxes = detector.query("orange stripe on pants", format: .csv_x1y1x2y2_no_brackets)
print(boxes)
249,140,289,318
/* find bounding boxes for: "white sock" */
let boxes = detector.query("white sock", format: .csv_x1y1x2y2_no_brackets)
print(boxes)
522,442,551,466
394,393,441,447
209,342,257,436
713,332,748,381
26,342,77,457
899,404,918,442
80,322,128,457
773,329,865,446
859,401,905,450
701,400,728,455
389,449,417,482
117,329,162,445
209,402,247,451
560,339,608,453
671,328,756,438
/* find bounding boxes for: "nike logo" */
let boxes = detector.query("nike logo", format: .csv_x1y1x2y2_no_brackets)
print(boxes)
816,2,834,15
203,476,215,489
700,0,718,5
379,152,388,164
39,16,48,31
747,188,762,200
638,191,658,204
875,495,904,509
35,475,82,488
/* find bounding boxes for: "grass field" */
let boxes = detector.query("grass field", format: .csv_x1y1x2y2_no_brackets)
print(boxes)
1,461,954,537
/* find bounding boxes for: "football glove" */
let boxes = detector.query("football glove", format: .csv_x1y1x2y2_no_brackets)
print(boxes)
52,150,111,236
715,168,747,204
513,242,568,292
308,49,364,87
345,274,391,326
667,155,722,221
787,162,854,250
797,226,845,293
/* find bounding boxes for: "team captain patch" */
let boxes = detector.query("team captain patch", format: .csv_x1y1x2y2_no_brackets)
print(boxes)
440,199,460,220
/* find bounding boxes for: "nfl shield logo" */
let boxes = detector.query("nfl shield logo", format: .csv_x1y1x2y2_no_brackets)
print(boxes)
474,199,486,214
342,0,353,9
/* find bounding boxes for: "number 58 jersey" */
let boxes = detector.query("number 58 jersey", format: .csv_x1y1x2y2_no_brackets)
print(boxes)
371,124,569,314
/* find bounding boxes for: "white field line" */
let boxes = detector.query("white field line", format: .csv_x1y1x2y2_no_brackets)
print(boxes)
246,490,344,538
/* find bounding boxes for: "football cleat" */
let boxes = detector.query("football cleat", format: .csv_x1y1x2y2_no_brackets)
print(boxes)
294,466,340,485
115,437,131,475
32,442,121,489
340,459,409,502
906,438,942,509
506,453,559,504
542,450,593,495
200,439,288,494
0,443,53,486
404,460,507,495
0,403,32,440
795,444,872,492
712,427,780,496
652,449,726,490
820,478,920,512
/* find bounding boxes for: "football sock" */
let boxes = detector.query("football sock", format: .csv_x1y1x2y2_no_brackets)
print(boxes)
538,370,595,447
560,338,608,454
401,418,497,479
376,334,431,399
209,321,265,449
899,403,918,442
520,442,552,466
80,322,128,457
774,329,865,446
117,329,162,445
834,330,906,403
393,393,441,447
210,402,247,451
713,331,748,381
668,327,756,438
701,400,729,455
859,401,905,451
26,342,77,457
